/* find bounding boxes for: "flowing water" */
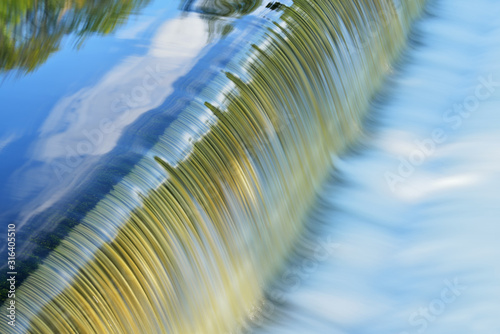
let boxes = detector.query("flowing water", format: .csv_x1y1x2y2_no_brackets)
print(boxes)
250,0,500,333
8,0,499,333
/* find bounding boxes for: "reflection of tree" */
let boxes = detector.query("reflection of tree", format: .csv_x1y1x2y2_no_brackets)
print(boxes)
181,0,261,17
180,0,261,40
0,0,150,74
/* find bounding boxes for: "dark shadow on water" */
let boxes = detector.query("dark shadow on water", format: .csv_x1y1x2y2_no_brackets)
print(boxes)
180,0,261,17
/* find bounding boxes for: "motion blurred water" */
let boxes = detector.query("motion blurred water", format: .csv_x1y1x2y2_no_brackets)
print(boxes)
251,0,500,332
0,0,428,332
5,0,498,333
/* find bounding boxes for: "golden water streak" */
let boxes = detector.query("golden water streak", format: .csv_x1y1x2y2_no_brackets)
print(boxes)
4,0,426,333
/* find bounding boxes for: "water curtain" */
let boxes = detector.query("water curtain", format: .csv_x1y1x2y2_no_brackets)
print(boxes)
2,0,426,333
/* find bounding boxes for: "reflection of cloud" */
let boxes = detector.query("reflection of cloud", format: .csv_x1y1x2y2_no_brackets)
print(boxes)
0,132,19,153
35,14,209,161
115,17,156,40
149,16,207,58
6,14,210,229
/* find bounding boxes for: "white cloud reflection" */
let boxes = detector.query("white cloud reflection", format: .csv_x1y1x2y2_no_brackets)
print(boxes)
36,14,209,160
5,13,211,228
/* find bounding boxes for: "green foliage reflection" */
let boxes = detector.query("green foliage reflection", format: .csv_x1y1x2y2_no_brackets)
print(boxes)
0,0,150,74
180,0,261,17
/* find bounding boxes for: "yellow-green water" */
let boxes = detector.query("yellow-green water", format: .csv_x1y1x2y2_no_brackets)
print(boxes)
2,0,426,333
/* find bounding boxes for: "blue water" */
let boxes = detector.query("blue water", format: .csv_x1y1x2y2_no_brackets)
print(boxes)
2,0,499,332
252,0,500,332
0,0,213,232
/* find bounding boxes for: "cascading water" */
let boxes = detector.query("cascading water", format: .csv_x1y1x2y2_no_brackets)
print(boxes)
251,0,500,332
0,0,426,333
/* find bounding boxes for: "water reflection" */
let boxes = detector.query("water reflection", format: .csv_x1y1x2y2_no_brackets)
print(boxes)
180,0,263,39
0,7,212,230
0,0,279,318
36,15,209,162
180,0,262,17
0,0,150,74
0,0,219,305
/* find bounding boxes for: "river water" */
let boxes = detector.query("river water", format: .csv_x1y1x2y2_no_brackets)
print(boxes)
252,0,500,332
2,0,497,333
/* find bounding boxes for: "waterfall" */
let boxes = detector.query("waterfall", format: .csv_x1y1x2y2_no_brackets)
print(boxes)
1,0,426,333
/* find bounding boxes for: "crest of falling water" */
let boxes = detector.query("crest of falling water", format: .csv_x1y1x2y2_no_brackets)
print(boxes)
0,0,426,333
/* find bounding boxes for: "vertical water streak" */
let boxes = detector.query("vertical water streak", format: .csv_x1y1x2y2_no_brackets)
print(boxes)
2,0,426,333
